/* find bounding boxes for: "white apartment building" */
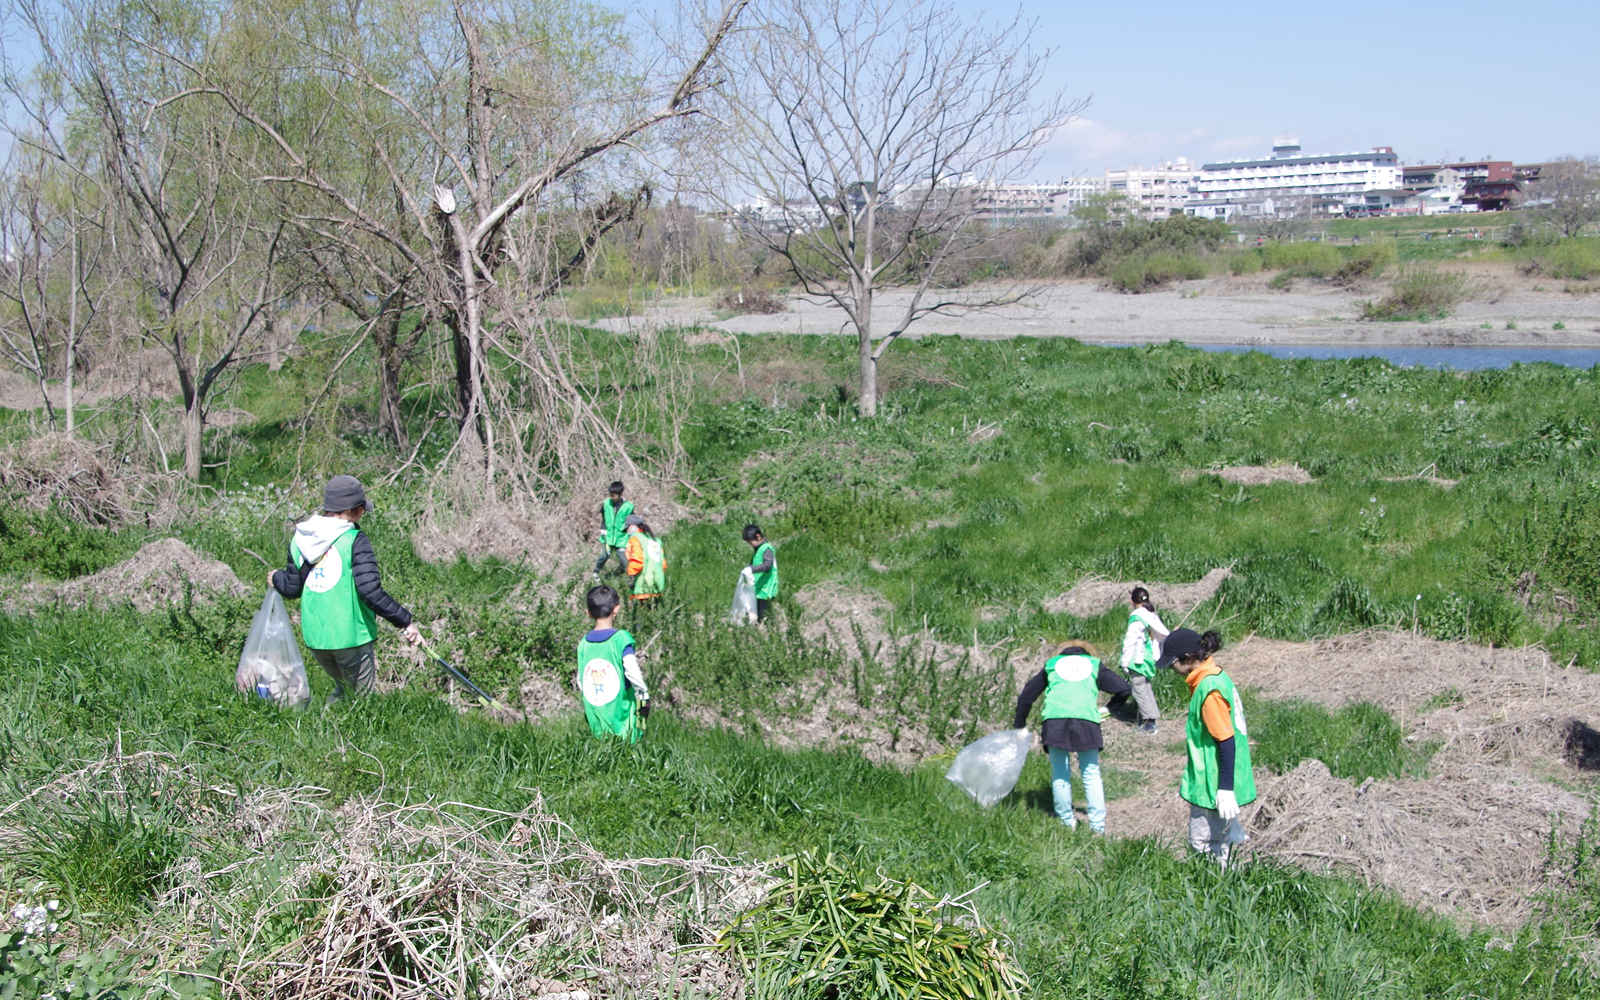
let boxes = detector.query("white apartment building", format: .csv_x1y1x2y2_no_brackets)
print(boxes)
965,176,1108,225
1048,176,1109,222
1105,158,1193,219
1186,139,1402,218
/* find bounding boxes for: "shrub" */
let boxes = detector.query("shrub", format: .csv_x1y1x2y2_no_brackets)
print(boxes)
1332,243,1398,284
1360,266,1470,321
1110,252,1207,292
1545,240,1600,280
1261,242,1342,276
1226,252,1262,275
1069,213,1232,275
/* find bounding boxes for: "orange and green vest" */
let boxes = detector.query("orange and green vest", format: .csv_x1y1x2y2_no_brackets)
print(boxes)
633,536,665,597
1180,669,1257,810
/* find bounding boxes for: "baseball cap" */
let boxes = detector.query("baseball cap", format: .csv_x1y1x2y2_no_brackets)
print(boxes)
1156,627,1203,670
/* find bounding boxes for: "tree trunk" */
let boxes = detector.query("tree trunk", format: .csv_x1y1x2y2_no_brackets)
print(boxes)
183,400,203,482
372,308,409,452
857,286,876,417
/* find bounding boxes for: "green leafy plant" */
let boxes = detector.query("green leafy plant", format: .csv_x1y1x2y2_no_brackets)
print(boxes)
719,852,1028,1000
1360,267,1470,321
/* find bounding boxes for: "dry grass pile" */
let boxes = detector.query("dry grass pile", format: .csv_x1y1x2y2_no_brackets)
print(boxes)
3,749,771,999
1042,567,1234,618
4,538,249,613
413,472,690,577
1212,463,1314,486
200,798,766,999
0,433,183,527
1247,759,1587,927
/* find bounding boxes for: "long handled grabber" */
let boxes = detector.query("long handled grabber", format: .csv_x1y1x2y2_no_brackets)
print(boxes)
420,640,510,713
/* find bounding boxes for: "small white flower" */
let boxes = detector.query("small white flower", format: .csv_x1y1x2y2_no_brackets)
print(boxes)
11,903,28,921
1369,497,1377,503
45,900,58,911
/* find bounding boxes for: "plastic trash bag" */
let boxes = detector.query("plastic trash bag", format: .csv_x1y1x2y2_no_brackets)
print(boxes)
730,573,758,624
235,589,310,707
945,729,1032,807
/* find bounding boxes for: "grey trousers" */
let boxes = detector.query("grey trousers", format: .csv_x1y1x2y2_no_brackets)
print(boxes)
1188,803,1248,867
312,643,377,700
1129,673,1160,721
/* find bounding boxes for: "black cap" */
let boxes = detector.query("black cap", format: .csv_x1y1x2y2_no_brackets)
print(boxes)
1156,627,1203,670
324,475,374,513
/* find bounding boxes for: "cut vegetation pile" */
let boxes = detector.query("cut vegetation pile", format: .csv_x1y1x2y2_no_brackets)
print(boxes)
1043,567,1233,617
4,537,248,612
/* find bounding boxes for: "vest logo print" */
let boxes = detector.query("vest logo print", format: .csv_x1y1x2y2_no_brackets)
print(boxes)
582,658,622,706
305,548,343,594
1054,656,1093,682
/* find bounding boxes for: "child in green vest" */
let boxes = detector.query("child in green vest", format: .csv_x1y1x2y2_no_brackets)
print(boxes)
594,481,634,580
1012,641,1131,833
742,525,779,622
270,476,422,704
1160,628,1255,867
1111,587,1169,734
577,585,650,742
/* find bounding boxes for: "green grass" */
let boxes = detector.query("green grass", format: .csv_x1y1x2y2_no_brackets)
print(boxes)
1248,699,1434,780
1,610,1596,998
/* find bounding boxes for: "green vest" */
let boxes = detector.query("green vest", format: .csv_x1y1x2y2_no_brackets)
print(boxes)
633,536,665,596
602,499,634,547
1180,668,1257,809
578,629,642,742
1040,654,1102,722
296,529,378,650
1127,613,1158,678
751,542,779,600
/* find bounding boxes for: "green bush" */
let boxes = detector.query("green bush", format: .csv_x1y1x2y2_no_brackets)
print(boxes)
1360,267,1470,321
1545,240,1600,280
0,508,145,580
1261,242,1342,276
1110,252,1207,292
1226,252,1262,275
1332,243,1398,284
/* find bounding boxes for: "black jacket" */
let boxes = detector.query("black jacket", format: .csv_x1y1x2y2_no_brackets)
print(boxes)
272,531,412,629
1013,662,1131,752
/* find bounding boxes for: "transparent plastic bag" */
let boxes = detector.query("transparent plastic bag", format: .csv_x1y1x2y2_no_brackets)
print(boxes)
730,573,758,624
945,729,1032,807
235,589,311,707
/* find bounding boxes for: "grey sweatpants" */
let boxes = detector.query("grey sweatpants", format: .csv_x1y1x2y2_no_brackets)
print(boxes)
312,643,376,701
1129,673,1160,721
1188,803,1248,867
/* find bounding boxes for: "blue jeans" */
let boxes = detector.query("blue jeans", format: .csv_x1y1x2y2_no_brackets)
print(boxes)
1048,747,1105,832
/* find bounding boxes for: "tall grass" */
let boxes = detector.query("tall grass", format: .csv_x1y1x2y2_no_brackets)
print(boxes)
1360,266,1471,320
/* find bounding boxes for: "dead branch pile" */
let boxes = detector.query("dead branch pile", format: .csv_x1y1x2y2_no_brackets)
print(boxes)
1247,759,1589,927
189,797,768,999
0,433,184,527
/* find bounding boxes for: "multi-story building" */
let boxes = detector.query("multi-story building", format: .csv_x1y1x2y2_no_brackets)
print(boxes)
1105,159,1193,219
1186,139,1402,219
961,176,1108,225
1048,176,1109,222
1404,161,1514,211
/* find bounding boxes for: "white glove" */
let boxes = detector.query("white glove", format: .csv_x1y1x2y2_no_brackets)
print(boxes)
1215,789,1239,821
740,566,755,583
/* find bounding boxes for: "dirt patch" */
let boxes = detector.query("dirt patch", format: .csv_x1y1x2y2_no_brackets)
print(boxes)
4,537,251,613
1043,567,1234,618
1202,464,1315,486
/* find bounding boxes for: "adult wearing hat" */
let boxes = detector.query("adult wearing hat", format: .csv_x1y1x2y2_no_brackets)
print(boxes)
1160,627,1255,866
271,476,422,703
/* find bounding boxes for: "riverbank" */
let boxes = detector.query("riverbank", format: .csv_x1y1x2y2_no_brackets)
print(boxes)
592,269,1600,349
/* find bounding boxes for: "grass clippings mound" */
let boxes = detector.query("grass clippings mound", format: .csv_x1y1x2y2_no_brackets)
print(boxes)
1248,759,1586,927
4,537,249,613
1043,566,1234,617
1212,463,1315,486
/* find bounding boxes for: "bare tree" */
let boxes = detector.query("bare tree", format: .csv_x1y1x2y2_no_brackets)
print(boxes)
1523,157,1600,238
708,0,1080,416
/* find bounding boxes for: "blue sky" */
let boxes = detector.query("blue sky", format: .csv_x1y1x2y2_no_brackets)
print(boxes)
620,0,1599,180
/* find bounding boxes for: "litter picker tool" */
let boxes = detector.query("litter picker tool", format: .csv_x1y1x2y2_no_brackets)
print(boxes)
421,640,510,712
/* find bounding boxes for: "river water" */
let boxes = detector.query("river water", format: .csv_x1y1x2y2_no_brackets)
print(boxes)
1108,344,1600,370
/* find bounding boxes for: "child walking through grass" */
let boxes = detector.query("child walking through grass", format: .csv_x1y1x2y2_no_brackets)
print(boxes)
577,585,650,742
1012,641,1131,834
1162,628,1255,866
1113,587,1168,734
624,518,666,603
